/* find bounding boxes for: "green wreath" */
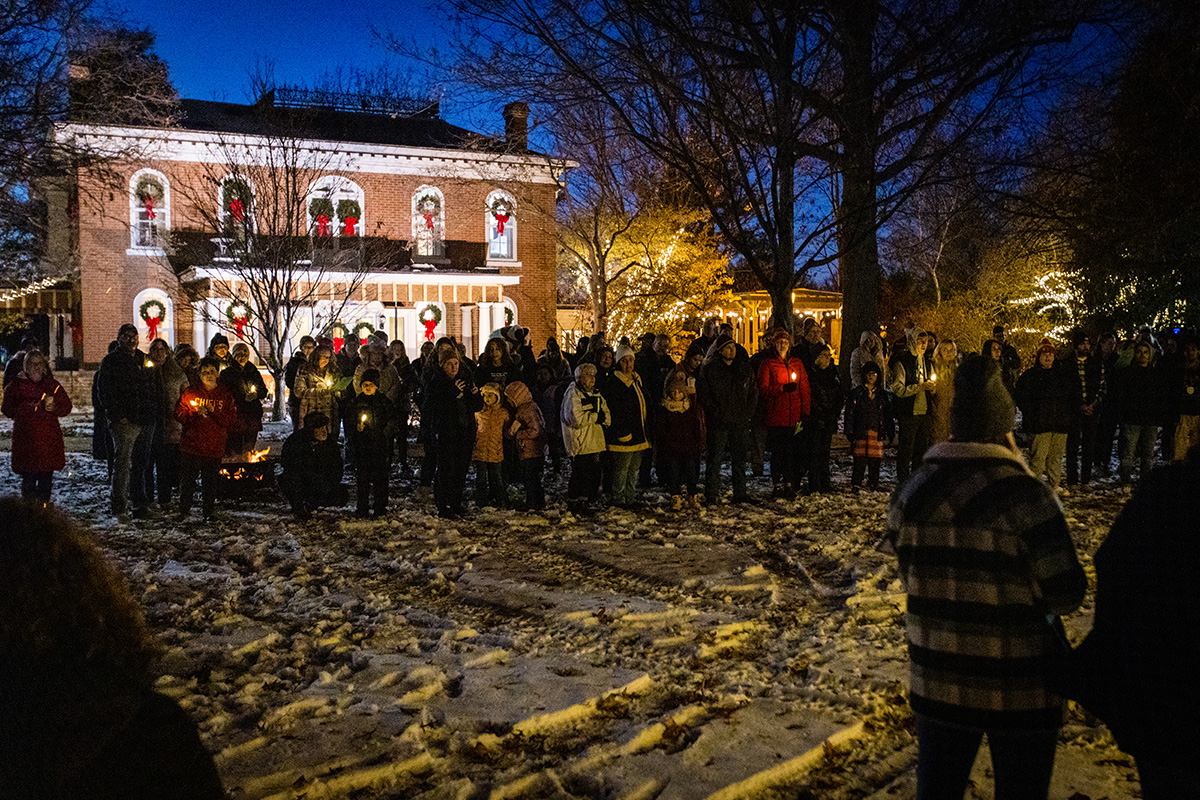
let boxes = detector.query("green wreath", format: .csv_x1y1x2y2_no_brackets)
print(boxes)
134,175,164,204
336,199,361,222
222,179,252,218
418,305,442,325
309,197,335,220
139,298,166,324
505,306,514,325
352,321,376,342
327,321,349,340
226,302,251,326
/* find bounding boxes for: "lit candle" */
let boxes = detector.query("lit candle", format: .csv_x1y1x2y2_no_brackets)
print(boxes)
361,413,368,423
145,359,153,368
325,377,332,388
790,372,797,381
930,372,937,382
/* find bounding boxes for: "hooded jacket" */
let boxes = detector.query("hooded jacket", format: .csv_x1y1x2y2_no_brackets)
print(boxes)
849,331,888,389
561,379,609,457
505,381,547,460
698,334,757,429
2,372,72,473
756,347,811,428
473,392,510,463
888,329,933,417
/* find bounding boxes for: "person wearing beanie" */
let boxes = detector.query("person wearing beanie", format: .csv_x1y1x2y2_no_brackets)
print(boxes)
601,344,650,506
756,327,811,498
424,348,485,518
504,380,547,511
804,344,843,493
207,333,232,373
699,333,756,503
887,354,1086,800
656,370,706,510
1014,339,1075,492
843,361,892,490
218,342,268,456
347,369,396,518
472,383,510,508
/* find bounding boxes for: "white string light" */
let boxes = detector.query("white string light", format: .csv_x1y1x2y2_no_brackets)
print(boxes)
0,277,60,304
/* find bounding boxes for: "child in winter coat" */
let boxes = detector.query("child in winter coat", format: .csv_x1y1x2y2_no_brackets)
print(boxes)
561,363,610,512
843,361,893,490
505,380,547,511
656,372,706,510
176,357,237,520
347,369,396,518
1,350,72,502
473,383,509,508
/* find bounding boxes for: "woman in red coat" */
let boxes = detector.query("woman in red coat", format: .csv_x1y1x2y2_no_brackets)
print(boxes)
756,327,811,497
1,351,72,502
176,357,237,521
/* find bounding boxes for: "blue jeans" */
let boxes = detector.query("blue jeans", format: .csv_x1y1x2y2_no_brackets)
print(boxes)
915,714,1058,800
610,450,644,504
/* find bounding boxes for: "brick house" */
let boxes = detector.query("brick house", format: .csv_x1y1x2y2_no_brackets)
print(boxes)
50,92,561,370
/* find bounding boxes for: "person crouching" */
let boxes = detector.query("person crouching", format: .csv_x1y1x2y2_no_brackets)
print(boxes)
347,369,396,518
279,411,349,520
176,357,237,521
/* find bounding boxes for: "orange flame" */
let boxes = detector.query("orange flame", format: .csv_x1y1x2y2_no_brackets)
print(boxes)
246,448,271,463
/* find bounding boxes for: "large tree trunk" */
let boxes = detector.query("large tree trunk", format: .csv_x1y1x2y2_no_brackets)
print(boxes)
835,0,881,385
589,261,607,336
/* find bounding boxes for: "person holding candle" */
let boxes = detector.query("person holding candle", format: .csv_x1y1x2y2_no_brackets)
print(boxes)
176,358,237,522
755,327,810,499
96,323,156,523
424,348,485,518
148,338,188,508
804,345,843,494
346,369,396,518
888,327,937,486
219,342,268,456
284,335,316,431
929,339,960,445
2,350,72,502
295,343,340,432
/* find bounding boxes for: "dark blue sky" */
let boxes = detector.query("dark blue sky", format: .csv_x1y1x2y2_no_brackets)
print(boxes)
110,0,495,130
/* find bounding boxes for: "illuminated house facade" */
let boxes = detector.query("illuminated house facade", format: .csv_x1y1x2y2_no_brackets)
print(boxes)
51,92,560,368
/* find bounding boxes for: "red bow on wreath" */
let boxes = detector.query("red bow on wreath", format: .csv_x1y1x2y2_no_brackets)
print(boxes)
333,336,344,352
423,318,438,341
423,212,435,230
143,196,156,220
316,214,330,236
230,199,245,221
494,213,509,236
146,316,161,340
343,216,357,236
233,315,248,339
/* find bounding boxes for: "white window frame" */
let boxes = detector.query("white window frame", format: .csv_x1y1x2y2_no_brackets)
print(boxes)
412,185,446,258
307,176,366,238
128,169,170,254
485,190,517,262
218,174,255,232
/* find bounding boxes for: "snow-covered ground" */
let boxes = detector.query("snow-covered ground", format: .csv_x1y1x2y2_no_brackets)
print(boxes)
0,413,1144,799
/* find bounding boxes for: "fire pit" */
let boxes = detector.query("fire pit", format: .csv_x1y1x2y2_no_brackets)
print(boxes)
217,445,279,499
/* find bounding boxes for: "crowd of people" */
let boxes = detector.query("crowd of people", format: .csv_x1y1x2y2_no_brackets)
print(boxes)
1,316,1197,523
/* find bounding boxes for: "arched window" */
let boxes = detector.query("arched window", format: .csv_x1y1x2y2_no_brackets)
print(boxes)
129,169,169,250
486,191,516,261
412,186,445,258
219,175,254,235
308,176,365,238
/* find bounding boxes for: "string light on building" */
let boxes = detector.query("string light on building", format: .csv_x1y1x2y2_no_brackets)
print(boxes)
0,277,60,304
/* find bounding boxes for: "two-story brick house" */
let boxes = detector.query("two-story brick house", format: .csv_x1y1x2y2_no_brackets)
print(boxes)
52,90,560,369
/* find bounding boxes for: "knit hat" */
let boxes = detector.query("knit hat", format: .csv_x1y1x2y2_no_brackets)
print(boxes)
305,411,330,430
770,327,792,344
663,370,689,399
614,344,636,365
480,382,501,400
360,368,380,386
951,354,1016,443
438,348,460,366
1036,338,1056,358
209,333,230,350
860,361,882,380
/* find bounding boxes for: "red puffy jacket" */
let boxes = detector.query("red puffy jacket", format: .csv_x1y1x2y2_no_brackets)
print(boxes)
1,374,71,473
756,353,811,427
177,384,237,459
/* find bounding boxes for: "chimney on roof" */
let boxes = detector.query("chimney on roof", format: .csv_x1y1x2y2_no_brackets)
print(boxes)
503,102,529,150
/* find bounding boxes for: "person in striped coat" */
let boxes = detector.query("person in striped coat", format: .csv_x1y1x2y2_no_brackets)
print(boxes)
886,354,1086,800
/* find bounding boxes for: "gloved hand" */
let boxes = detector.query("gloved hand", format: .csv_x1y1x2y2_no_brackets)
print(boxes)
782,382,798,393
596,408,606,425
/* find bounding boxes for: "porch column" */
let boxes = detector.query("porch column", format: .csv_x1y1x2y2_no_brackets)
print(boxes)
461,305,474,360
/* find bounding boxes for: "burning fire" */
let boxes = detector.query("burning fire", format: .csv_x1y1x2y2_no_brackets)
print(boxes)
246,448,271,463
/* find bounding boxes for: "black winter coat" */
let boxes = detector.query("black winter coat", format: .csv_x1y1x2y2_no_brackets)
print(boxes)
600,372,649,451
844,384,894,441
284,352,308,403
1073,457,1200,760
96,348,155,424
807,363,844,426
424,370,485,442
1014,364,1075,434
281,428,344,493
219,362,268,426
0,659,225,799
699,354,757,429
347,392,396,469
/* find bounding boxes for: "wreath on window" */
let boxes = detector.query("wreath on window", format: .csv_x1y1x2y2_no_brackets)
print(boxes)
489,198,512,236
352,321,376,343
139,298,166,340
134,176,164,219
326,321,349,352
222,180,252,222
337,199,360,237
226,301,251,339
416,192,441,230
310,198,335,236
418,304,442,341
505,306,514,326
